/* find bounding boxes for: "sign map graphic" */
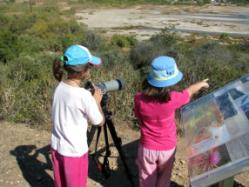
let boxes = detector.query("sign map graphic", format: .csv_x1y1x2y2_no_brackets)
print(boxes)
181,74,249,187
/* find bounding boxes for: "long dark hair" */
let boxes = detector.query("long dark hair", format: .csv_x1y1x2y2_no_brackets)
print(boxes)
52,57,91,81
53,59,64,81
142,79,170,102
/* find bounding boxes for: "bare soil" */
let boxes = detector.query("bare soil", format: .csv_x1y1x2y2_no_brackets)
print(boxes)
75,4,249,40
0,121,249,187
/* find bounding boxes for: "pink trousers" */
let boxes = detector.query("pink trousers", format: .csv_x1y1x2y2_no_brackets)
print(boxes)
137,145,175,187
51,149,88,187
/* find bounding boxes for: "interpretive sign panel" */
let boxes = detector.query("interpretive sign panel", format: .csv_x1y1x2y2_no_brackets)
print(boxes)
181,74,249,187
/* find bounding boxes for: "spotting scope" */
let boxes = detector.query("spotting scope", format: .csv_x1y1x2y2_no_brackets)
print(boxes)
85,79,125,95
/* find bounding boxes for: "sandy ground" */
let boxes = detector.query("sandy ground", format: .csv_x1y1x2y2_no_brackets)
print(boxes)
75,4,249,40
0,121,187,187
0,121,249,187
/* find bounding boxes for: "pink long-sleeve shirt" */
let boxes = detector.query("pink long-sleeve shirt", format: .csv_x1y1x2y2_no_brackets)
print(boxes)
134,89,190,150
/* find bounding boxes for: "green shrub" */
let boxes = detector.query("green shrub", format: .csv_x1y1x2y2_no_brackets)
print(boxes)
0,31,18,63
177,41,247,94
130,41,155,70
196,0,211,5
130,29,178,75
0,54,55,125
0,6,86,126
226,0,249,5
82,30,105,50
4,0,15,4
219,33,229,40
232,41,249,52
111,34,137,48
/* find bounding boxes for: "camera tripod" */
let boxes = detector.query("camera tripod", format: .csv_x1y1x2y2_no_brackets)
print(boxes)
88,94,135,187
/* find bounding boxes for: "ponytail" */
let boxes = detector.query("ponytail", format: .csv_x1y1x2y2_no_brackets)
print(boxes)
53,58,64,81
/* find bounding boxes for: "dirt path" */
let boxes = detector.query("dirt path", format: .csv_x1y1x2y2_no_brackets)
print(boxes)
1,121,249,187
0,121,189,187
76,4,249,40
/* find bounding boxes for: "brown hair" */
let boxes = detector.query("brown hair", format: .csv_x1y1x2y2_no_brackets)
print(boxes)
53,59,64,81
142,79,170,102
52,58,91,81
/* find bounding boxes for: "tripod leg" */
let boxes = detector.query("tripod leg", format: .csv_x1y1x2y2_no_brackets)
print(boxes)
105,117,135,187
102,122,111,178
87,126,98,146
90,124,111,179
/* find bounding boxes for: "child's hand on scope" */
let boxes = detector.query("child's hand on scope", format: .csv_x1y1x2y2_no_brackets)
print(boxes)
93,86,103,104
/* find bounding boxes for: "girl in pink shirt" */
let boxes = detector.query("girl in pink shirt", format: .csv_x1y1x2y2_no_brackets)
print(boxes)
134,56,209,187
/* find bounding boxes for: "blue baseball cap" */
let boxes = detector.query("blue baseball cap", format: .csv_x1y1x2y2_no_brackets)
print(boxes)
147,56,183,88
63,44,102,66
